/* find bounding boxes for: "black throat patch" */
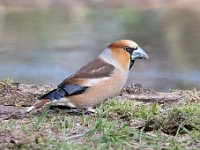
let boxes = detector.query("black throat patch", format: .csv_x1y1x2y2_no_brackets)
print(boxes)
129,60,135,69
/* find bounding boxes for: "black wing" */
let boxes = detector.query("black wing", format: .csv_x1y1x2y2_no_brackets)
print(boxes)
38,83,88,101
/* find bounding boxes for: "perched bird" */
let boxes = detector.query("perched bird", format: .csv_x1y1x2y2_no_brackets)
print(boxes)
26,40,149,113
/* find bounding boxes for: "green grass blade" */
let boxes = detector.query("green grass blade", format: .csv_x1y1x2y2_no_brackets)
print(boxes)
35,104,51,127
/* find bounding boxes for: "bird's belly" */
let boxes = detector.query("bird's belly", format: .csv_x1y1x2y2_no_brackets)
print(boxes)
68,71,128,108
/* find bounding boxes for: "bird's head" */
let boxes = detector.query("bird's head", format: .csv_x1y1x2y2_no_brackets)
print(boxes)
107,40,149,70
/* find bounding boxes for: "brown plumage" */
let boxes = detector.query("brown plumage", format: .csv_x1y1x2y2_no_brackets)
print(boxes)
26,40,149,113
60,58,115,84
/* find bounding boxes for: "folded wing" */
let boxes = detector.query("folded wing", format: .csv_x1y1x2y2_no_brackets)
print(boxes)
39,58,115,101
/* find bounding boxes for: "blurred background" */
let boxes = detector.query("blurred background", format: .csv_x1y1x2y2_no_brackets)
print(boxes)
0,0,200,91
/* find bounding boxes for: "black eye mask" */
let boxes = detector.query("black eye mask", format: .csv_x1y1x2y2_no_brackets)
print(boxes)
124,46,135,55
124,46,137,69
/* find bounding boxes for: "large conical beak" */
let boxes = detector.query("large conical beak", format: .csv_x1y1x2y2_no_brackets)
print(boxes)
131,47,149,60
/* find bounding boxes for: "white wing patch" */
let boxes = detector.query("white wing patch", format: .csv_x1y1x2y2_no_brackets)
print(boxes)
83,77,110,86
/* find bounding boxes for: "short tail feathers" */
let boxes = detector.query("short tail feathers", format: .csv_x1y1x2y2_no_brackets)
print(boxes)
25,88,65,113
26,99,51,113
25,83,88,113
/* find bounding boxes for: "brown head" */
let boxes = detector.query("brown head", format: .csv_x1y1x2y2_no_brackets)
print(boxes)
106,40,149,70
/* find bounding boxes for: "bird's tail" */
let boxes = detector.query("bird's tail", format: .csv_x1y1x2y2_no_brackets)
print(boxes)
26,88,65,113
26,99,51,113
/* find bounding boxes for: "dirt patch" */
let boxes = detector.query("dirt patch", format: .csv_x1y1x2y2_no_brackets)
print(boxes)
121,83,155,95
121,84,200,104
0,128,28,146
0,83,54,107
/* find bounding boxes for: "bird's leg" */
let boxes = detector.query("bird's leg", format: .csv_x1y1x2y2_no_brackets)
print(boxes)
86,107,96,113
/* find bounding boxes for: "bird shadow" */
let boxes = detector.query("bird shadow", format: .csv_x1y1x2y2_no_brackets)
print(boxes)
49,105,94,116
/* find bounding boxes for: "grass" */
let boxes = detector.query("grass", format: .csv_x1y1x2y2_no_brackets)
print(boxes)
0,95,200,149
0,78,13,92
30,104,51,130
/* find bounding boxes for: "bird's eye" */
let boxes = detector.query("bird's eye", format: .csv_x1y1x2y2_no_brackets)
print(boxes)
124,46,138,53
124,46,131,52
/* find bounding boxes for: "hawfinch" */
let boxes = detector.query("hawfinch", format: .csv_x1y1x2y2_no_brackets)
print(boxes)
26,40,149,113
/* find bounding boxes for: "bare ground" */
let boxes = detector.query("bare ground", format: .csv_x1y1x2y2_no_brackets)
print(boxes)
0,83,199,149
